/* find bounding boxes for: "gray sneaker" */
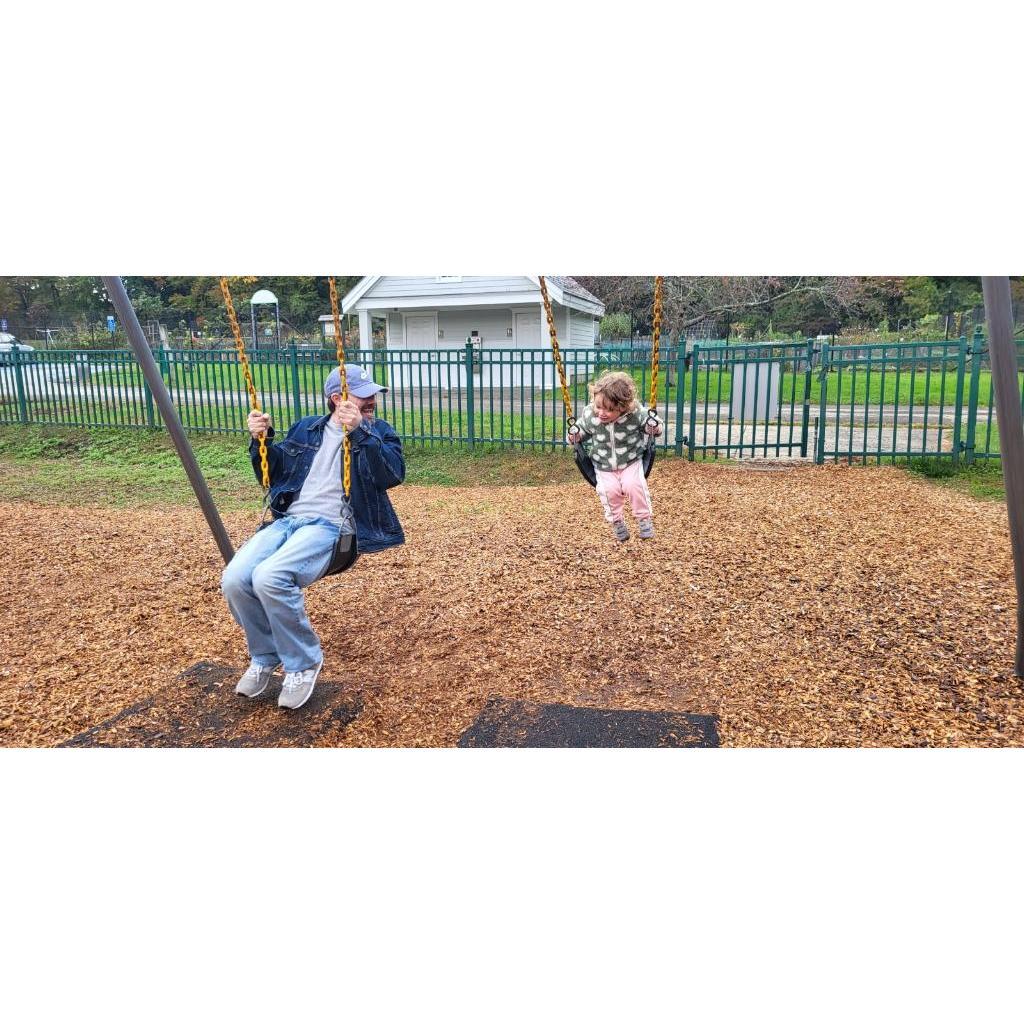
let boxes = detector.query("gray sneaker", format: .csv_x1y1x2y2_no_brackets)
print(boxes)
637,518,655,540
611,521,630,542
278,660,324,710
235,660,281,698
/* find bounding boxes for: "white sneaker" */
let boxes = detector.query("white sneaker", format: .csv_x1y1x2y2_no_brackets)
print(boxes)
277,660,324,710
235,660,281,698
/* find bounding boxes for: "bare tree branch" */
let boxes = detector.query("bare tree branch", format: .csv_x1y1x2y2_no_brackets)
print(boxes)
574,276,861,335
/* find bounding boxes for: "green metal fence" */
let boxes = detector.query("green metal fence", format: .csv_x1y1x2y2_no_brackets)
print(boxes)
812,328,1024,464
686,341,815,459
815,338,968,463
0,343,688,453
1,331,1022,463
963,328,1024,463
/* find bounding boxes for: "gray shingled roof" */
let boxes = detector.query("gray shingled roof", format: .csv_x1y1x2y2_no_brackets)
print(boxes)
548,276,602,306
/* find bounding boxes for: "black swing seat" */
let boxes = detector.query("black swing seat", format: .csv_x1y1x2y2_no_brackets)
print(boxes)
575,442,656,489
321,530,358,579
254,514,359,579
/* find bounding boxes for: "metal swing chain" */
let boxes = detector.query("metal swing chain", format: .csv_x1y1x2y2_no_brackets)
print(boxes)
538,276,578,437
220,277,270,489
648,275,664,417
327,277,352,498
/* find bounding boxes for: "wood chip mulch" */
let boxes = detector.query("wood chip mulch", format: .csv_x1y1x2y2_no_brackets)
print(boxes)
2,461,1022,747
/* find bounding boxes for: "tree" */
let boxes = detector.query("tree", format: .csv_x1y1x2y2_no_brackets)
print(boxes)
117,276,363,327
599,311,631,339
574,276,860,338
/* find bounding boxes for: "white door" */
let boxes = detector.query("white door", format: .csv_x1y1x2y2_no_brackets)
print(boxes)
405,315,436,349
512,312,544,388
405,315,439,390
514,311,542,346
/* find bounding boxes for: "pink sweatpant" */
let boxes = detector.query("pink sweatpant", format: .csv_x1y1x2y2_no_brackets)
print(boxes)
594,460,653,524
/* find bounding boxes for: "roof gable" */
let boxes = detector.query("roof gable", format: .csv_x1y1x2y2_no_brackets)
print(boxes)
341,276,604,315
544,277,602,306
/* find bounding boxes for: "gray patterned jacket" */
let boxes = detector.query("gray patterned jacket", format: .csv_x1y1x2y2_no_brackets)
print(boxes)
570,404,661,472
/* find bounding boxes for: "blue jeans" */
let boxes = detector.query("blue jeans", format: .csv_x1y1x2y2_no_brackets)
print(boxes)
221,515,340,673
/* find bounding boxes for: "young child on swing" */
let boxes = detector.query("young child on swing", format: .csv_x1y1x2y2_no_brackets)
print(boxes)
568,371,663,542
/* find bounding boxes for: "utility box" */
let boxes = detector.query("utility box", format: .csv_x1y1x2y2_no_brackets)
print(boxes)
730,361,780,421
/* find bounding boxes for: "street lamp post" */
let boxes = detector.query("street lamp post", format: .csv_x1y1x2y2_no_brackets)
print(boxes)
250,289,280,350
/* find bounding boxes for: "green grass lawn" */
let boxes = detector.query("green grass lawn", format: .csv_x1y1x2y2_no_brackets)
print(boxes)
0,424,1007,512
12,352,1021,438
694,366,1010,410
86,356,354,396
545,362,1016,413
906,456,1007,502
2,393,614,450
0,426,585,508
94,360,1014,414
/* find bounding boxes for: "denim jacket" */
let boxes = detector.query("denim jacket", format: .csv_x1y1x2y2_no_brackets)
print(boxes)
250,414,405,553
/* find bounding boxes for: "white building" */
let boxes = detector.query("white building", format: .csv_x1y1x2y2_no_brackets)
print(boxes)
319,275,604,390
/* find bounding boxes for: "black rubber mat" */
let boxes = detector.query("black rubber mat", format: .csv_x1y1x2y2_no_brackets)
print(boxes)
457,698,720,748
61,662,363,748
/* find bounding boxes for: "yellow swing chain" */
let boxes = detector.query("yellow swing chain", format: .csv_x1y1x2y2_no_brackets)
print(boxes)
220,277,270,490
648,275,664,416
542,274,663,435
538,276,577,433
327,277,352,498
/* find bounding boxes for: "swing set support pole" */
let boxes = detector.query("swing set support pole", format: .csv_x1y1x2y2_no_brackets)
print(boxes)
102,276,236,566
982,276,1024,677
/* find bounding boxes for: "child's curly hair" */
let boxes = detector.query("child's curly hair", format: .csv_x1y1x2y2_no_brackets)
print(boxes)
589,371,638,413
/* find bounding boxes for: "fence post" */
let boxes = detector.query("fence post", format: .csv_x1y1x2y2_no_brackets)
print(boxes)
799,339,814,458
687,343,699,461
815,342,830,464
289,342,302,422
158,346,170,389
465,340,475,449
964,327,983,466
143,374,156,428
674,344,686,456
11,345,29,424
951,335,968,466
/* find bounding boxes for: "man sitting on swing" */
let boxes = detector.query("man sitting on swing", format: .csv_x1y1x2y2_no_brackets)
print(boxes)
221,364,405,709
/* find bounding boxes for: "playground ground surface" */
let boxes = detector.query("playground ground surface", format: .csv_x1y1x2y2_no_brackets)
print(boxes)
1,428,1021,747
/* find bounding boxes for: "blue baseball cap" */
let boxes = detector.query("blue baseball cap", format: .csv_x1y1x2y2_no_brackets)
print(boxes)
324,363,388,399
